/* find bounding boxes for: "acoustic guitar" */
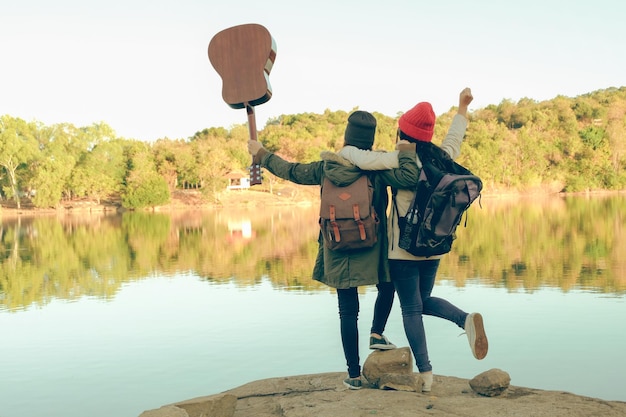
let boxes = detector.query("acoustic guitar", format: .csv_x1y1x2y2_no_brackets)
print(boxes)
208,23,277,185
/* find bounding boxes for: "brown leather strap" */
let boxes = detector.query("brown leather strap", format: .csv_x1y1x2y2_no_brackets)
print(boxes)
357,221,366,240
329,205,340,242
353,204,366,240
331,222,341,242
352,204,360,221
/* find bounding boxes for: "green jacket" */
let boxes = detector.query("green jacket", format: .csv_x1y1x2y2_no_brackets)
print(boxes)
257,147,419,289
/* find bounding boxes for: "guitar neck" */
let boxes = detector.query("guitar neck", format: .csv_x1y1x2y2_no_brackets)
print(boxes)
246,104,258,141
246,103,262,185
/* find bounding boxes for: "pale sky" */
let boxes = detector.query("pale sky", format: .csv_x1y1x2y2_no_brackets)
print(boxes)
1,0,624,142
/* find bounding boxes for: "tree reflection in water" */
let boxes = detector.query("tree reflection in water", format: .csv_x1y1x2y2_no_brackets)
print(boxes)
1,195,625,312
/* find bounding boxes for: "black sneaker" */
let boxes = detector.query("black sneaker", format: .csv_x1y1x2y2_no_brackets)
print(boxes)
343,377,362,390
369,334,397,350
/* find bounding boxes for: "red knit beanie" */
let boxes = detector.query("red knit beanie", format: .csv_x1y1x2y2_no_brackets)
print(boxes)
398,102,436,142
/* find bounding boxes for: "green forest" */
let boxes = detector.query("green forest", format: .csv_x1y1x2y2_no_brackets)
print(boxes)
1,86,625,210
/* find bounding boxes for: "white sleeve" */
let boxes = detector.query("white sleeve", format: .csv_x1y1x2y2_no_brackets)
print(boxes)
338,146,400,170
439,114,468,160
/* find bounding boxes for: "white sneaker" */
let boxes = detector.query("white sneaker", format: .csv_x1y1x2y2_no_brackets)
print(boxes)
464,313,488,360
420,371,433,392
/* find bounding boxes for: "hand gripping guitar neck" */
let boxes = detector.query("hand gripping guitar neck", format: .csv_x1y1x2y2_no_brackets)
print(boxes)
208,23,277,185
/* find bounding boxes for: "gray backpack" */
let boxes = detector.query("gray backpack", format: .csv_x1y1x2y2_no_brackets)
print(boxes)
395,142,482,257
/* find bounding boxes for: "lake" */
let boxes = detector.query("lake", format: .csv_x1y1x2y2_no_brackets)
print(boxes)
1,194,625,417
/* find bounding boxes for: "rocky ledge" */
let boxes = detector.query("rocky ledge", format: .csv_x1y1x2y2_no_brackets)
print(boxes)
140,372,626,417
140,348,626,417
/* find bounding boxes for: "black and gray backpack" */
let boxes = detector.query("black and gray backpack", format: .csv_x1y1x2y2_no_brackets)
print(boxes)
395,142,482,257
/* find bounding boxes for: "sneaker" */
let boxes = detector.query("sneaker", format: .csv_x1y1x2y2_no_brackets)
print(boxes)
464,313,488,360
369,334,397,350
420,371,433,392
343,377,362,390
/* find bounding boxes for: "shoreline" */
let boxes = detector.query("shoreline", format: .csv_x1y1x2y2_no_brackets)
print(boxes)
140,371,626,417
1,188,624,218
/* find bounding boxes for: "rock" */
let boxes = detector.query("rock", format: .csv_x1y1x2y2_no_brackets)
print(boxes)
140,372,626,417
138,405,188,417
362,347,416,390
139,393,237,417
469,368,511,397
378,373,420,392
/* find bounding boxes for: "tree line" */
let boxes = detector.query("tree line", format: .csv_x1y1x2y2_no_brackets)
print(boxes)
1,86,625,209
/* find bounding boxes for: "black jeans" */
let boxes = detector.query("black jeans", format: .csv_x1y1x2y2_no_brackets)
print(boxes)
337,282,395,378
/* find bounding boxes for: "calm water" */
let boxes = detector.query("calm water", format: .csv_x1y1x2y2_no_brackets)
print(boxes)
1,195,625,417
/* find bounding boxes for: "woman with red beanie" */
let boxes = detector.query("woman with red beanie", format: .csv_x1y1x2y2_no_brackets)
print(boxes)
340,88,488,393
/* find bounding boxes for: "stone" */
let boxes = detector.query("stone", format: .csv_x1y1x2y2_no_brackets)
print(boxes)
378,373,420,392
176,394,237,417
469,368,511,397
363,347,415,390
138,393,237,417
138,405,188,417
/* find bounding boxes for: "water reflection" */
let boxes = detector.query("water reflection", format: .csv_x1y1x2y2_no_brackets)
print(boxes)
1,195,625,311
441,194,626,293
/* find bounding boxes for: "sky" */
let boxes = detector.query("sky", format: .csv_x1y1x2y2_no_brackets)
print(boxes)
1,0,625,142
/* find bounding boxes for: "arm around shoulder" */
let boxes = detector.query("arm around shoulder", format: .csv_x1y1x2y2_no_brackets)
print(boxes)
338,146,400,170
379,148,420,188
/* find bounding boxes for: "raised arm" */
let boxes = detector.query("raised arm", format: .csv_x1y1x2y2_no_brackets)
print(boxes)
440,87,473,160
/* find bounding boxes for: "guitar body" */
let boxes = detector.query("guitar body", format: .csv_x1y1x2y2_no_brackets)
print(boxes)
208,23,277,185
208,23,277,109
